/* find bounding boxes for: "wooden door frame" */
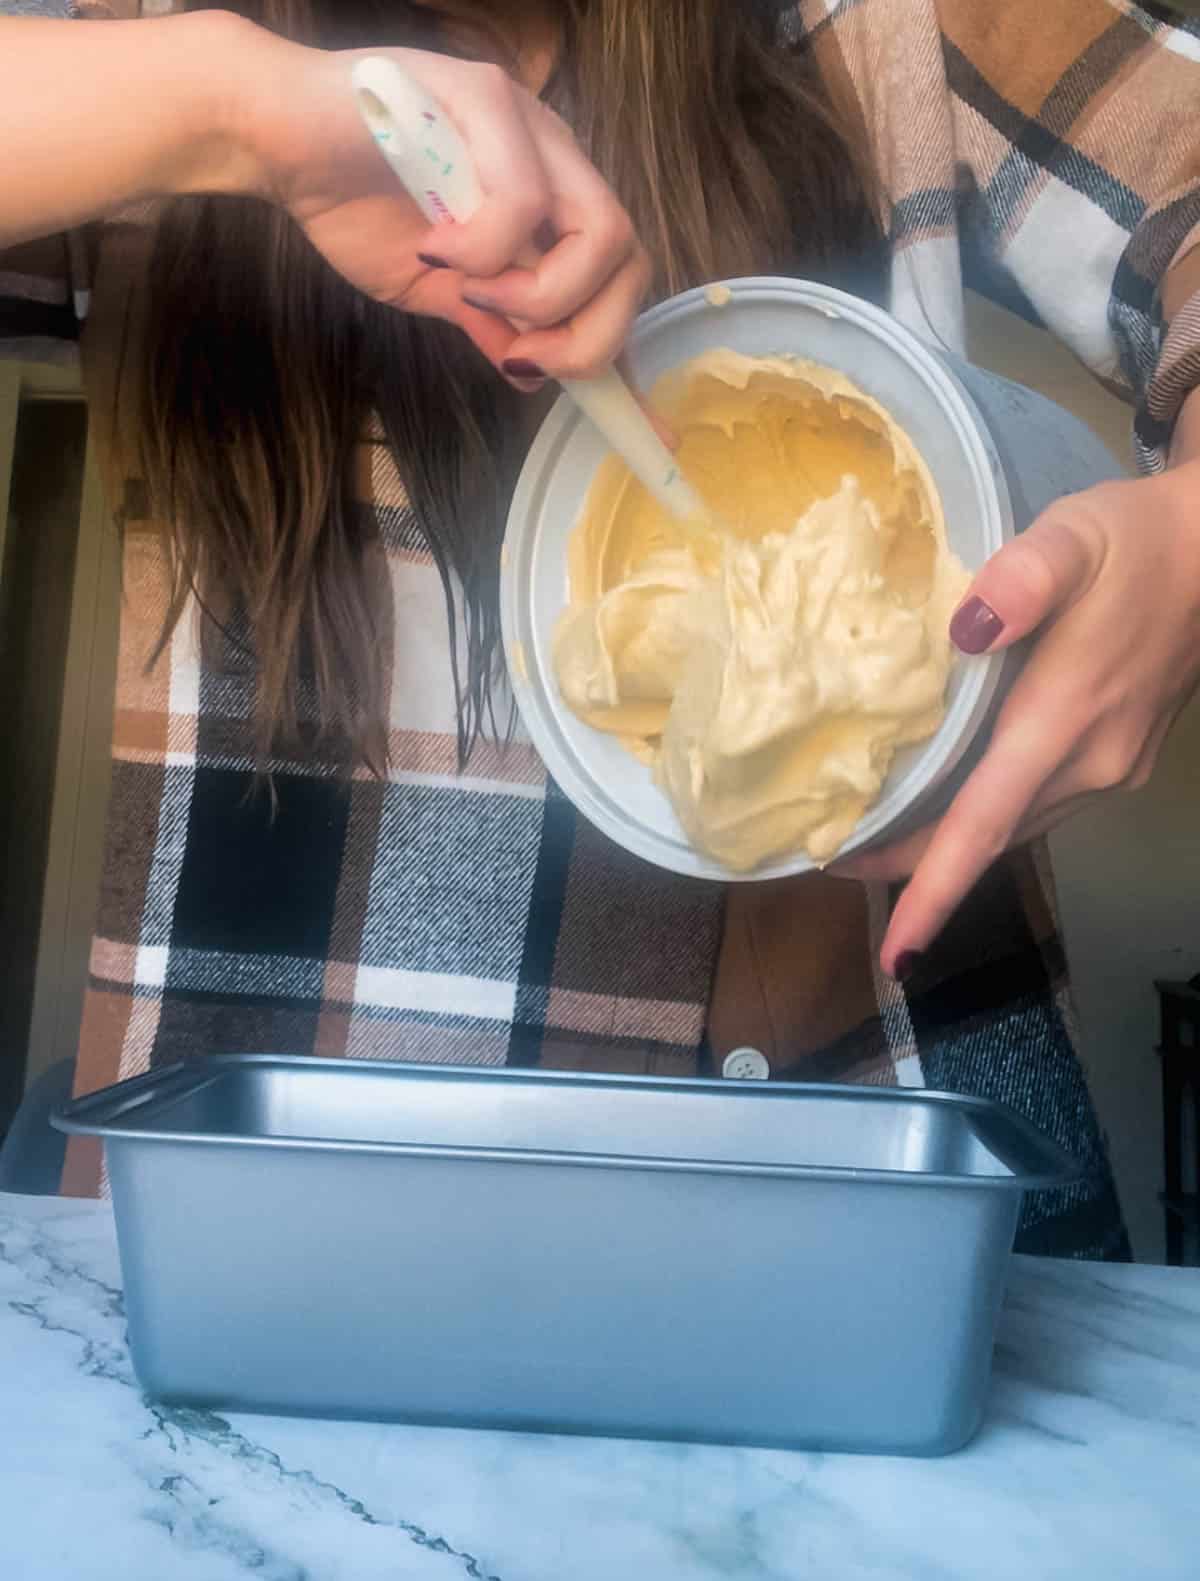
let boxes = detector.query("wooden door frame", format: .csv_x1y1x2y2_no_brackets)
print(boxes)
2,358,120,1094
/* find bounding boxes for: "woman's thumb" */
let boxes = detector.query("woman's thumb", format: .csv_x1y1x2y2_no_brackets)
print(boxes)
948,510,1096,655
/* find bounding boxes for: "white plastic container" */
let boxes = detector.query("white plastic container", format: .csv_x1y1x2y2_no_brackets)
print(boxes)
500,278,1015,881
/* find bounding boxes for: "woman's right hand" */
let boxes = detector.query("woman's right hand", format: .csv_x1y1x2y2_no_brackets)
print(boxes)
239,26,651,389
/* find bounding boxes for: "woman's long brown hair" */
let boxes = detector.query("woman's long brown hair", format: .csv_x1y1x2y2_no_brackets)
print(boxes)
139,0,883,771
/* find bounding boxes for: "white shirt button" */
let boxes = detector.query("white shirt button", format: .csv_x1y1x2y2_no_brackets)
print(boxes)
721,1047,770,1080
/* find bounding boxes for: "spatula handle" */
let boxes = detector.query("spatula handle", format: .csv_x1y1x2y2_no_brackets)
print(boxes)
351,56,709,524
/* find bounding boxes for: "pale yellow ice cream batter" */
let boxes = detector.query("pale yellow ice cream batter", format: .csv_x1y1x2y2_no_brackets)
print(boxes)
553,350,969,870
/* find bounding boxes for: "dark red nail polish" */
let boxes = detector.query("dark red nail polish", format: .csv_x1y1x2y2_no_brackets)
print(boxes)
417,252,449,270
502,359,546,381
949,596,1004,655
893,950,922,983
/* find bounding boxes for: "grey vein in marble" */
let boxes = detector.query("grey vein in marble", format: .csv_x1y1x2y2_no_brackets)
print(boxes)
3,1205,504,1580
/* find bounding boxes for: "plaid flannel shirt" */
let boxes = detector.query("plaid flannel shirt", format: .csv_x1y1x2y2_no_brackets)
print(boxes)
4,0,1192,1257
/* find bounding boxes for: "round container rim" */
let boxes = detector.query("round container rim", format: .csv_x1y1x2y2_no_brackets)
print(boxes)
501,276,1013,881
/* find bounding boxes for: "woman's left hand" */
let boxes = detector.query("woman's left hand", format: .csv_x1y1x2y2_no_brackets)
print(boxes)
835,447,1200,979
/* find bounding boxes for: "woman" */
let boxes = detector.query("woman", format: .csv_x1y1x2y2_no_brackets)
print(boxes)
2,0,1198,1256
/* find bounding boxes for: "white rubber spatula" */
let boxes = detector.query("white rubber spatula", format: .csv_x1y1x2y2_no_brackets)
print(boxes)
351,56,711,527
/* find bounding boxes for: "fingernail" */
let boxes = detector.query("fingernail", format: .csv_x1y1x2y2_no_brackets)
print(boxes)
502,359,547,392
892,950,923,983
417,252,449,270
950,596,1005,655
502,359,545,380
462,293,501,315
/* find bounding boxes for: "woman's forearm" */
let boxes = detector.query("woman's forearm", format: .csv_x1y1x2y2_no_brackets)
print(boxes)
1172,386,1200,469
0,10,264,247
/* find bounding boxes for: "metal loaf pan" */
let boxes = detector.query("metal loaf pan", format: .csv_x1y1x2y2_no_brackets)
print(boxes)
54,1057,1079,1456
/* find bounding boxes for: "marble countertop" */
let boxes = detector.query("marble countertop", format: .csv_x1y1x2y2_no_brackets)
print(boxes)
2,1193,1197,1580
